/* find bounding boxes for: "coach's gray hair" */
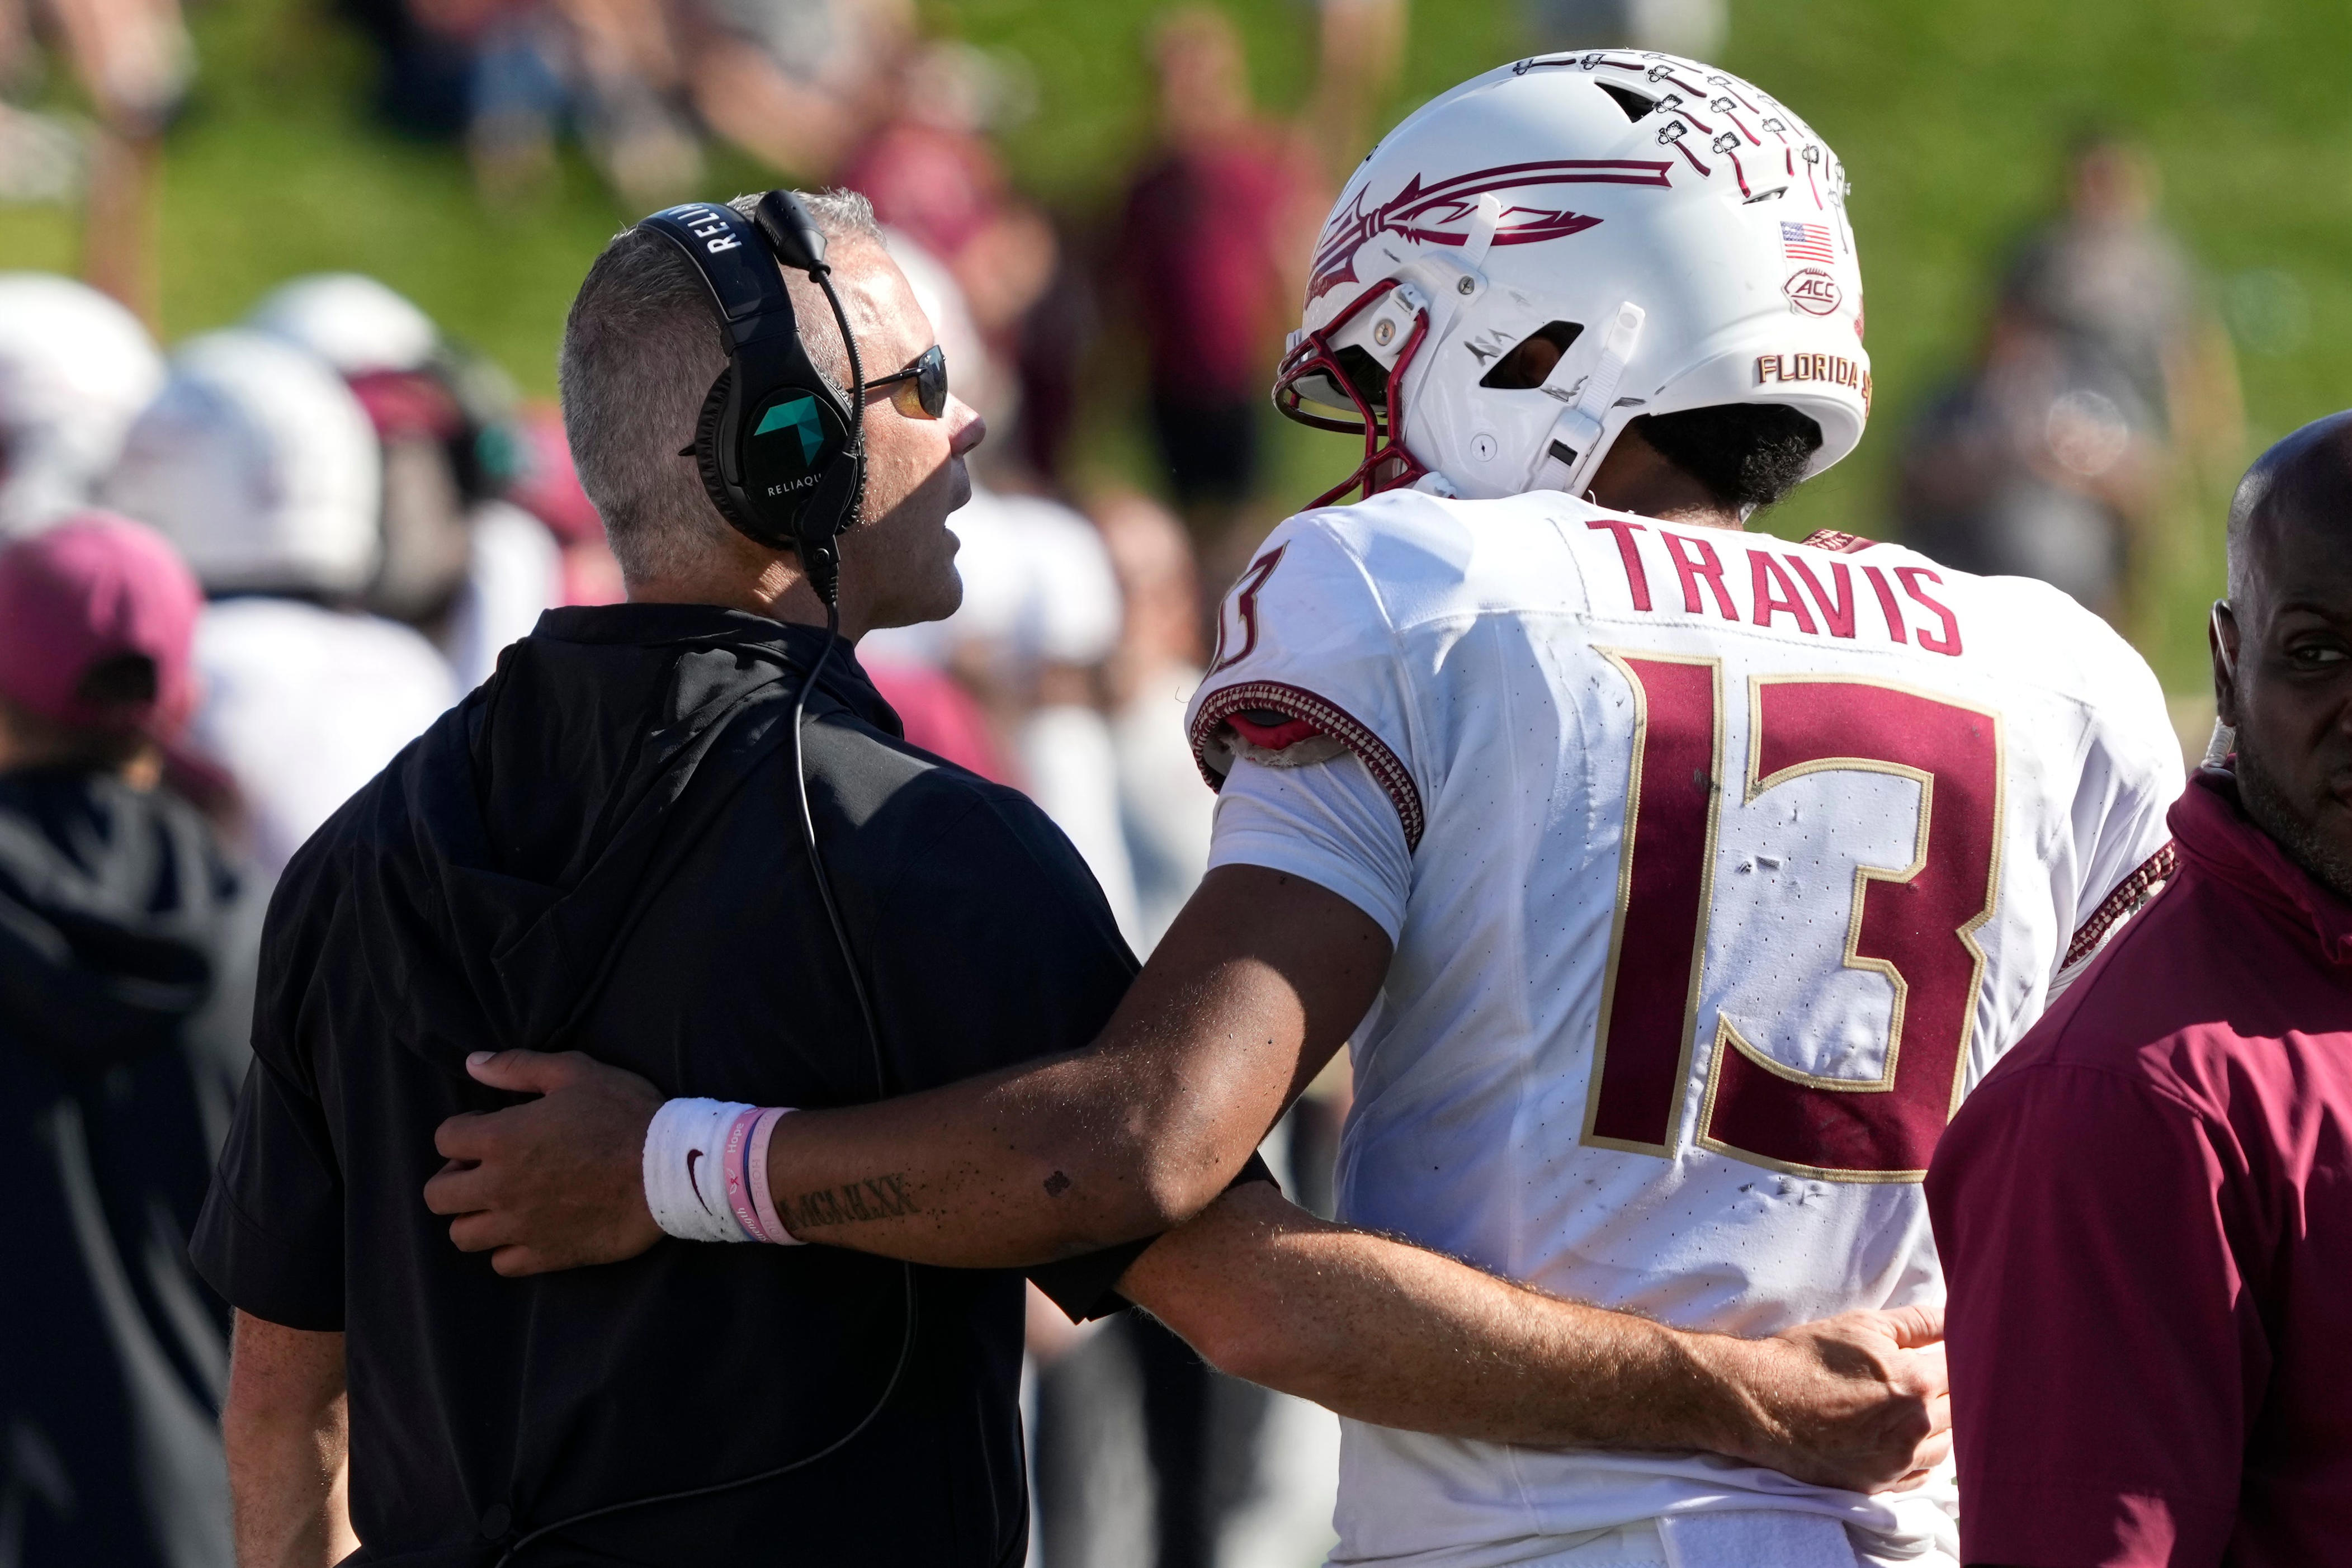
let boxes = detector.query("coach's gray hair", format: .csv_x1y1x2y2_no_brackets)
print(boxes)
559,190,884,583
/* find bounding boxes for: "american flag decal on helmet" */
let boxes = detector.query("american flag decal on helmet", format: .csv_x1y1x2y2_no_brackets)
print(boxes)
1781,221,1834,262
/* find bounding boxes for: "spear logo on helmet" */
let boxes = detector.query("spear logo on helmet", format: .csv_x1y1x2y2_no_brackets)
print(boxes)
1305,160,1670,304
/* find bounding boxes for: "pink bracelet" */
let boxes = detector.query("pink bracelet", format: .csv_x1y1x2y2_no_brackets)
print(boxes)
748,1106,795,1243
720,1106,801,1245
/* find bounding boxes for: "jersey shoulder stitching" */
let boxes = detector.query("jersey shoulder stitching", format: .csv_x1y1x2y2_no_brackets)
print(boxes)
1192,679,1425,852
2061,840,2179,971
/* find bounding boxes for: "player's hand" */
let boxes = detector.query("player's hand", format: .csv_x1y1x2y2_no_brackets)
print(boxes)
1712,1304,1950,1494
423,1049,664,1277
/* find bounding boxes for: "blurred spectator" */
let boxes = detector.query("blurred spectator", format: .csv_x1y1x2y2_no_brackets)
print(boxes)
104,329,457,877
865,230,1140,933
1895,311,2164,619
248,272,563,691
1113,8,1319,568
0,272,163,538
2002,131,2241,466
337,0,475,136
1895,133,2238,624
1098,490,1213,952
1300,0,1406,185
1005,216,1097,485
842,39,1056,361
502,0,699,205
338,0,698,205
0,0,192,314
674,0,910,180
0,513,258,1567
865,477,1139,929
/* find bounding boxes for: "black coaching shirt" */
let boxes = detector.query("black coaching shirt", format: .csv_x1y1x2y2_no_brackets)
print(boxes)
192,606,1215,1567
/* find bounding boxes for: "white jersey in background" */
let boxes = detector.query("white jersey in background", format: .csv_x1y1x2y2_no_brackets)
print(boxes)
192,598,458,878
1184,488,2181,1567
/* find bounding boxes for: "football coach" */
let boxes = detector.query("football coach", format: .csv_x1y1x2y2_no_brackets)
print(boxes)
201,190,1942,1566
1929,413,2352,1568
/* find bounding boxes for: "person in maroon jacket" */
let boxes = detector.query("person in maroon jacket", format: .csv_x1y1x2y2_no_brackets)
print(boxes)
1926,410,2352,1568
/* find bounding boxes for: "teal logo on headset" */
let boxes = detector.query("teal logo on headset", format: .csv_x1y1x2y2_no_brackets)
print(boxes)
753,394,827,465
742,388,848,515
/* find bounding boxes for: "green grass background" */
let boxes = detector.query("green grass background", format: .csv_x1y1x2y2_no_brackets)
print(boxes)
3,0,2346,692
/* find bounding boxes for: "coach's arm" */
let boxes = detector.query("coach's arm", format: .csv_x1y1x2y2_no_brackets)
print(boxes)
222,1310,359,1567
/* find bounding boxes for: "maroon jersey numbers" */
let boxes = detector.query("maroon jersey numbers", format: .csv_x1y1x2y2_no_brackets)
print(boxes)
1583,655,2004,1182
1209,546,1287,674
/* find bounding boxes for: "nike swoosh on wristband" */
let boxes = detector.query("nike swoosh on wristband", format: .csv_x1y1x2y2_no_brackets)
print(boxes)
686,1148,713,1212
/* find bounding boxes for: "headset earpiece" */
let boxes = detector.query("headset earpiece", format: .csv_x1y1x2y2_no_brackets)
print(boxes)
689,365,758,543
637,195,868,597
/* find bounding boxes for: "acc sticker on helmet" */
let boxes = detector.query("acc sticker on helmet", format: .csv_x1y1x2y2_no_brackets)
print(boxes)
1783,269,1841,316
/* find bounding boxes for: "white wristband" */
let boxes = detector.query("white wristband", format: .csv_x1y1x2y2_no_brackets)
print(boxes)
643,1097,802,1244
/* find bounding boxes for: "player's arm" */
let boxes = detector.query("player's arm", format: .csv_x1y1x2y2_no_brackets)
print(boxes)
426,849,1950,1487
222,1311,358,1568
428,518,1392,1274
429,862,1385,1272
1122,1182,1950,1494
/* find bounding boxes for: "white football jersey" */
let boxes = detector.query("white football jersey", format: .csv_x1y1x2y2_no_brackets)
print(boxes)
1184,488,2181,1567
192,598,458,877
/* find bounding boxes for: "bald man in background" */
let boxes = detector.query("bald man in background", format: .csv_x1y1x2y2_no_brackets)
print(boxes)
1928,412,2352,1568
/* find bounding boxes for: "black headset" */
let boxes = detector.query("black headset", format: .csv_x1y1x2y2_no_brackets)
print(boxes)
495,191,911,1564
640,190,867,604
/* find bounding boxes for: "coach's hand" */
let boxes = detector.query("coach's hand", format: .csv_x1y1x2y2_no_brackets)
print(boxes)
1709,1305,1950,1495
424,1050,664,1276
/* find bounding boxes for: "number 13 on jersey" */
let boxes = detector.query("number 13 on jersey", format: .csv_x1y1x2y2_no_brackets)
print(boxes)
1581,651,2005,1183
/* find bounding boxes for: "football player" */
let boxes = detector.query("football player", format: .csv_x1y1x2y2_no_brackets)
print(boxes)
0,273,163,537
436,53,2181,1568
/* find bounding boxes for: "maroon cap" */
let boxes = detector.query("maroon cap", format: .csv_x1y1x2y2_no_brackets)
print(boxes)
0,512,202,738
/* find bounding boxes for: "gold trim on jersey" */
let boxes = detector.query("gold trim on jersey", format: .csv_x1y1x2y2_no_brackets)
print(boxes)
1580,649,1724,1161
1695,1018,1930,1184
1689,673,2008,1179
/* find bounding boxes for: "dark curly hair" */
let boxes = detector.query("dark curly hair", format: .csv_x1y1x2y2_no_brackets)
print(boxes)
1628,403,1824,512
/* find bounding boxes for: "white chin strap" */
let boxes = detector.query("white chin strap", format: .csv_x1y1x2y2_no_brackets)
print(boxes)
1534,300,1645,495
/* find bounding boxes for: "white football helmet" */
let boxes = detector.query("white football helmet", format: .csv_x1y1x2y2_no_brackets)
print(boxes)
1276,50,1868,507
103,330,384,596
247,273,441,376
0,274,165,537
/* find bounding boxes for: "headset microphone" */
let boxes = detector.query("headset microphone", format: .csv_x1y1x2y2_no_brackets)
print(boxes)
753,190,832,276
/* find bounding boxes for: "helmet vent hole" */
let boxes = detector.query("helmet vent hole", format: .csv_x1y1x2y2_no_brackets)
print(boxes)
1597,83,1657,122
1479,320,1585,390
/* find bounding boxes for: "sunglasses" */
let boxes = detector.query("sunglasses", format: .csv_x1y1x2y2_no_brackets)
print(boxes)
866,344,948,420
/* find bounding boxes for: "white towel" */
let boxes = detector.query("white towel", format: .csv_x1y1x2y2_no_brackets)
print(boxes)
1658,1509,1859,1568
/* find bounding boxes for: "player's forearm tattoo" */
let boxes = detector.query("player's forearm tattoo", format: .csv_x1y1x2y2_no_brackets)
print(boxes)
783,1173,918,1230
